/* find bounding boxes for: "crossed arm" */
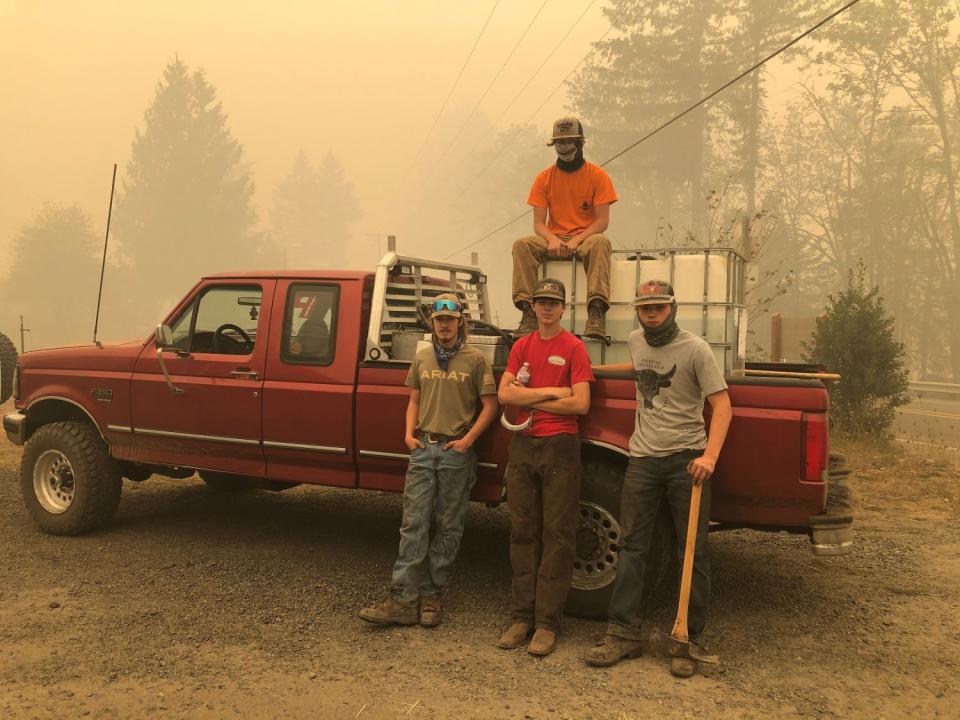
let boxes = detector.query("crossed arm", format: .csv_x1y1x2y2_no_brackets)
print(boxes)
497,372,591,415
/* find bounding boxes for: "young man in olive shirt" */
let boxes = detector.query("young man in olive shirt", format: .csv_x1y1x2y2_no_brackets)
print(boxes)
360,294,498,627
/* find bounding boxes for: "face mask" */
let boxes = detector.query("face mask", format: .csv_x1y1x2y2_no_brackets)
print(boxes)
555,141,578,162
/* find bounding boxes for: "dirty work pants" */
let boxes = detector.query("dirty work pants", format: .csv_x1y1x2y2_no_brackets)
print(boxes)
606,450,712,641
390,443,477,606
506,433,581,631
512,233,612,308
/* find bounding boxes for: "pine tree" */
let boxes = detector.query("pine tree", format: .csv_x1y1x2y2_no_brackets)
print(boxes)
113,57,261,317
0,204,100,349
270,151,361,269
803,260,909,437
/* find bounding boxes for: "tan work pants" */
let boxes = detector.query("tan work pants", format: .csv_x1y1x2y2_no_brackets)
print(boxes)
512,233,612,308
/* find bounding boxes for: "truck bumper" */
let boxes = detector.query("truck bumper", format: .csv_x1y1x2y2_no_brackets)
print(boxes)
3,412,26,446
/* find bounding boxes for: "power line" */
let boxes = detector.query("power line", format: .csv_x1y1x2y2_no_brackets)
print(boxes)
444,0,599,186
408,1,500,168
442,0,865,261
433,0,550,165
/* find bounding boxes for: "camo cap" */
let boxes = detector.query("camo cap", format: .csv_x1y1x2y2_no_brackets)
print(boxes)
546,116,584,146
532,278,566,302
633,280,675,306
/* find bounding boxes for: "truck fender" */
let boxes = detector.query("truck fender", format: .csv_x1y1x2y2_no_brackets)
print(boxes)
23,396,106,443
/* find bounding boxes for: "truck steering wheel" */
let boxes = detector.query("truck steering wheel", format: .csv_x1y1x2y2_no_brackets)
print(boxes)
213,324,253,354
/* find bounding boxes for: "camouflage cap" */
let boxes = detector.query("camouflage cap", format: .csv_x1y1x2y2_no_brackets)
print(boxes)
546,116,584,146
532,278,566,302
633,280,675,306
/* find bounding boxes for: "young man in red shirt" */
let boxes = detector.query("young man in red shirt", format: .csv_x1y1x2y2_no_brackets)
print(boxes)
511,116,618,340
495,278,595,656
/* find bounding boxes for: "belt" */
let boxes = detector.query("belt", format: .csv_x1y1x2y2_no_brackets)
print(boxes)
416,430,466,444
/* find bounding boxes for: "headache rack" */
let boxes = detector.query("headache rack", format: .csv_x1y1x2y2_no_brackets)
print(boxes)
364,252,492,363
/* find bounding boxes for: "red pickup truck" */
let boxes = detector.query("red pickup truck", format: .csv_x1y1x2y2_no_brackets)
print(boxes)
3,252,852,617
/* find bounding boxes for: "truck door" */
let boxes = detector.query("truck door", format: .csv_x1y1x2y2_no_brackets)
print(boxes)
129,280,275,476
260,279,359,487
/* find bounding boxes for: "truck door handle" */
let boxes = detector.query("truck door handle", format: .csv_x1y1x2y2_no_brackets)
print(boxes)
230,369,259,379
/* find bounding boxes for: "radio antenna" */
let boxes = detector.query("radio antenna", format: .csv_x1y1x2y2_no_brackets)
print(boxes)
93,163,118,347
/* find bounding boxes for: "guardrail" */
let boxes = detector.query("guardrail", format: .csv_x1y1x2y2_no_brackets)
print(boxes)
908,380,960,400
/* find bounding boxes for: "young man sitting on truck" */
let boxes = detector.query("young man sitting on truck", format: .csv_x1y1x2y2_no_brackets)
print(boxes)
359,294,498,628
496,278,594,657
584,280,732,678
511,116,617,341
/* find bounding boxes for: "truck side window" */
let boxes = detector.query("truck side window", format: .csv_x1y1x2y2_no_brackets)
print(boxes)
282,284,339,366
166,285,263,355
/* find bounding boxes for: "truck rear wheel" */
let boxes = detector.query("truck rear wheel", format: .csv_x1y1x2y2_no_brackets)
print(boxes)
19,421,122,535
566,456,674,619
0,331,17,403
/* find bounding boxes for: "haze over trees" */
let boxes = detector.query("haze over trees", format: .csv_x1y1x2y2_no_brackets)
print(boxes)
269,151,362,269
556,0,960,381
0,204,100,350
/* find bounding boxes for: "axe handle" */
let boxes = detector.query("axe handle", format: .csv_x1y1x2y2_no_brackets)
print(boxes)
671,481,702,643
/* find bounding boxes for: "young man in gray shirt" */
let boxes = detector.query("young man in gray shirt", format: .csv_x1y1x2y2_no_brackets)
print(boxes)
585,280,732,677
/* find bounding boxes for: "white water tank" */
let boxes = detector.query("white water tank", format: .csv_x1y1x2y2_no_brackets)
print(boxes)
543,248,745,372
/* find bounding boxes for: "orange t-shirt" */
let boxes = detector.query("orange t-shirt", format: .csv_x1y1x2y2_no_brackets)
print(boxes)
527,161,618,237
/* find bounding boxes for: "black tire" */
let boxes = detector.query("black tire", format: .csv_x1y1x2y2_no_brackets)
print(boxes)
0,331,17,404
19,421,122,535
565,456,674,619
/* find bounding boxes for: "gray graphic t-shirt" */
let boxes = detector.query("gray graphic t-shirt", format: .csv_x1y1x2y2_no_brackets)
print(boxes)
627,329,728,457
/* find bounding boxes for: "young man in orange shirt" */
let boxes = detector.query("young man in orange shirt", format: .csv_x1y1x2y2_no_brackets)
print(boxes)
512,117,618,340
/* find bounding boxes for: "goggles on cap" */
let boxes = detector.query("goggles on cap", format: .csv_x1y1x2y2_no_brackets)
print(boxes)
432,298,461,313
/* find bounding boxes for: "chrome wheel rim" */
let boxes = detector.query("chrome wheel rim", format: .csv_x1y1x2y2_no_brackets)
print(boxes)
33,450,76,514
573,500,621,590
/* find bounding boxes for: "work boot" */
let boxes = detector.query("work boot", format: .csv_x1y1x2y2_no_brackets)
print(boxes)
358,597,418,626
512,303,538,338
419,597,442,628
584,634,643,667
496,622,532,649
527,628,557,657
670,637,703,678
670,657,697,678
583,300,607,340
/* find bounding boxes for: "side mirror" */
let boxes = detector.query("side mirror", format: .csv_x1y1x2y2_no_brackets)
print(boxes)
155,324,174,349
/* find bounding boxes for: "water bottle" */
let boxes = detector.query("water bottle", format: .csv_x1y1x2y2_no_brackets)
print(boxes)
516,362,531,386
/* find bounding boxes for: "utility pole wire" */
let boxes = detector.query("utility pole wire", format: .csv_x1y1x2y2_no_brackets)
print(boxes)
444,0,599,186
442,0,866,260
433,0,550,165
408,1,500,168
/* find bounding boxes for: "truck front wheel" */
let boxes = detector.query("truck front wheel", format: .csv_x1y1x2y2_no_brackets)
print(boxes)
19,421,122,535
565,456,674,619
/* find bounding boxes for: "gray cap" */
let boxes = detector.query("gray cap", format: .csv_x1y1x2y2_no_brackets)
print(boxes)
633,280,675,306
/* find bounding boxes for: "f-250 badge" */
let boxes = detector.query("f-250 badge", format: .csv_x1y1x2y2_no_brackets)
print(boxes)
91,388,113,402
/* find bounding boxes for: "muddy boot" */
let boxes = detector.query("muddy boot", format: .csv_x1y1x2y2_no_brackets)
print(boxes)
583,300,607,340
419,597,442,628
496,622,532,649
512,303,538,339
584,634,643,667
358,597,418,626
670,657,697,678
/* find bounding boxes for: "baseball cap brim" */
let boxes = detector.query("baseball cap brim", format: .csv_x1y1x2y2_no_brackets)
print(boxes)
633,295,674,306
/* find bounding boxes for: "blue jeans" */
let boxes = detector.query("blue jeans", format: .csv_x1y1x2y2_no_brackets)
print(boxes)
390,442,478,606
606,451,712,641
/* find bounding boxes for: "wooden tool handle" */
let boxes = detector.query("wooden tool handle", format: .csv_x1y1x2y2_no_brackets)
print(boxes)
671,481,702,643
743,369,841,381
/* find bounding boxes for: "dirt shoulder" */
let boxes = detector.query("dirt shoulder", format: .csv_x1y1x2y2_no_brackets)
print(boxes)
1,410,958,719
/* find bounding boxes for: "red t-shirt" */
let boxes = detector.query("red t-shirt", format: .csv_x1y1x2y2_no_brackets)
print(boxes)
506,329,595,437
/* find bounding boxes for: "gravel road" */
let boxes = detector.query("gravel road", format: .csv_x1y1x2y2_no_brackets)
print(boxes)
1,414,958,719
